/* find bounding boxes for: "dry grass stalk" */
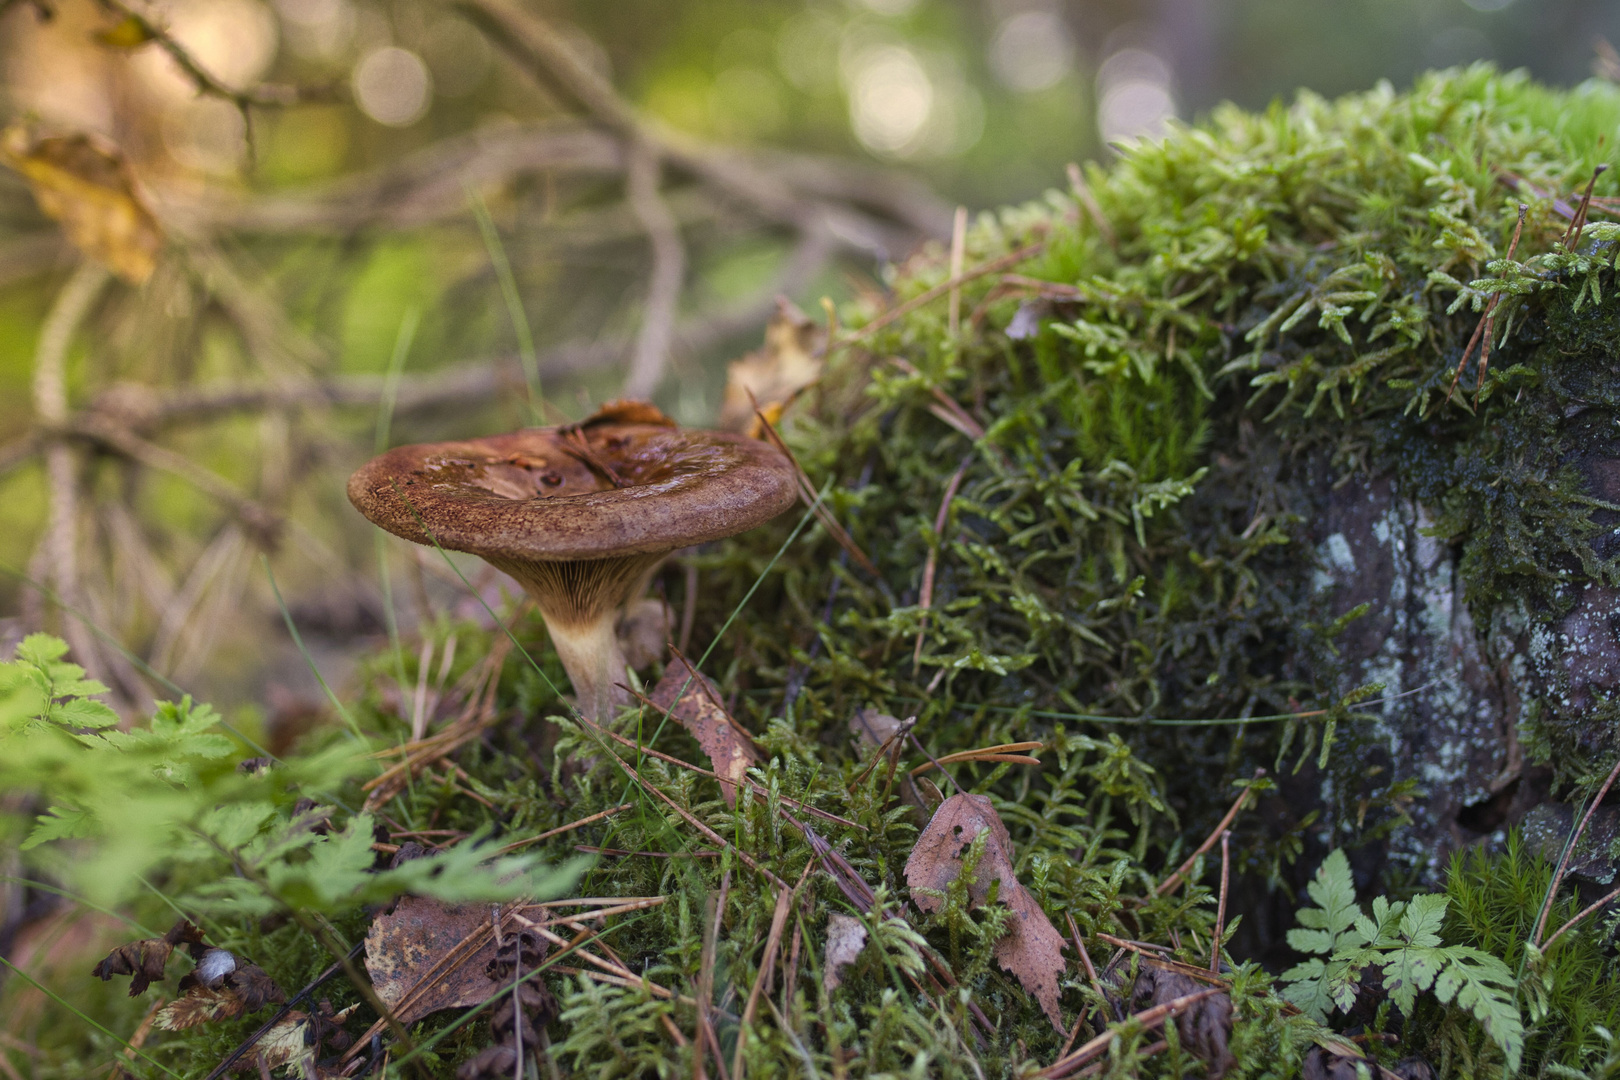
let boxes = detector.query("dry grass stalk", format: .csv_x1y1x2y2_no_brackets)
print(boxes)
1154,770,1263,896
912,454,973,674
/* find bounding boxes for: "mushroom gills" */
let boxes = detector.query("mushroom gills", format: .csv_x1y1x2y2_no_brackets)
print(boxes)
489,552,663,721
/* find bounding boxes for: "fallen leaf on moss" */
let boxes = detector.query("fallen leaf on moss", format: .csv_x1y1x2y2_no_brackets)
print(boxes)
1132,966,1236,1079
849,707,903,752
154,959,283,1031
617,597,672,670
91,919,204,996
719,298,825,433
366,895,501,1025
248,1000,357,1074
648,654,760,807
0,124,162,283
823,913,868,992
904,792,1067,1030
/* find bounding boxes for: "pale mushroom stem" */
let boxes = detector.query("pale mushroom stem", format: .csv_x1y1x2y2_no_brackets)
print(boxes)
492,553,659,723
537,612,629,723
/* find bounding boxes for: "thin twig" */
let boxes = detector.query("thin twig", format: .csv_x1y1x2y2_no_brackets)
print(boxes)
622,140,687,399
100,0,329,108
1446,204,1526,403
1035,988,1222,1078
947,206,967,337
751,403,879,577
496,803,635,853
32,262,112,693
1541,884,1620,952
1066,163,1117,249
1155,770,1263,896
733,879,799,1080
840,242,1045,345
1533,752,1620,946
912,454,972,674
1210,830,1231,972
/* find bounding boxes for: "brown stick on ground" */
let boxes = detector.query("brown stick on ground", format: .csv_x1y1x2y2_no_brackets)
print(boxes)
1035,989,1223,1079
1155,770,1263,896
1210,830,1232,972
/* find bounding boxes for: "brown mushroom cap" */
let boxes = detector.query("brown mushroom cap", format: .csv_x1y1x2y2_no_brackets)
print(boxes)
347,416,799,565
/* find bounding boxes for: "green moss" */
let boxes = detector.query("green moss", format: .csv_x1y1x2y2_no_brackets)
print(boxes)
13,65,1620,1080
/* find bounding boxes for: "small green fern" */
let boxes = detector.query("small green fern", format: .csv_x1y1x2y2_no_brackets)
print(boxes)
1282,849,1525,1072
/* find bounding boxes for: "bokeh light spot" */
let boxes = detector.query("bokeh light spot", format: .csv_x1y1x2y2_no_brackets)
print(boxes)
847,44,934,156
989,11,1075,93
352,46,432,127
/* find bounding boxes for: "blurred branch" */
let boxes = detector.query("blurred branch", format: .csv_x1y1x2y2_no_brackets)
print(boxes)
32,261,112,690
0,0,53,23
622,141,686,398
176,122,948,245
70,415,282,544
100,0,336,108
448,0,947,249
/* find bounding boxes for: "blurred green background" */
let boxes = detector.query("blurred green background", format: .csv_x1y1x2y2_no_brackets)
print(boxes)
1,0,1617,722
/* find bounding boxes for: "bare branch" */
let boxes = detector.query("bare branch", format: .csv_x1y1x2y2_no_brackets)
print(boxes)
621,141,686,399
99,0,334,109
32,261,112,687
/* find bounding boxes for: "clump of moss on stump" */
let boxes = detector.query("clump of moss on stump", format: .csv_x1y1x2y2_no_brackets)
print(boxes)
708,64,1620,891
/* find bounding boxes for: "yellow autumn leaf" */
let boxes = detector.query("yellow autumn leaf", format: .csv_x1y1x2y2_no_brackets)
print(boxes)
94,14,156,49
0,124,163,284
719,297,825,433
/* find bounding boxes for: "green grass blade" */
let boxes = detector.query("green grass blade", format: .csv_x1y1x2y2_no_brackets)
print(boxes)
469,192,543,425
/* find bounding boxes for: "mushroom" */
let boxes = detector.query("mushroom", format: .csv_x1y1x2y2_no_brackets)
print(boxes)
347,401,798,722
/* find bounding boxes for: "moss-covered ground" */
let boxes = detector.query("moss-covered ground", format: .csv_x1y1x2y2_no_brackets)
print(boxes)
5,64,1620,1080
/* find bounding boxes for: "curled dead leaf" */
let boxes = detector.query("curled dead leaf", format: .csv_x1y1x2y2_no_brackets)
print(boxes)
719,298,825,433
617,597,672,671
365,895,502,1026
244,1000,357,1074
904,793,1067,1030
823,913,868,992
648,654,760,808
849,707,902,752
155,960,283,1031
0,124,162,283
91,919,204,996
1131,967,1236,1079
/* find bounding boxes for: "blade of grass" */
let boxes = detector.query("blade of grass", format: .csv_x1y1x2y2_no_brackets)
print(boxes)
262,556,363,741
469,191,543,425
0,955,182,1080
374,307,421,705
0,876,161,938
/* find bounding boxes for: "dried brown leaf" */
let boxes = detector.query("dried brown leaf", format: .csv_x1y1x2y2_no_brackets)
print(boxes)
849,707,902,752
617,597,672,670
720,298,825,432
1132,967,1236,1079
157,959,286,1030
648,654,760,807
904,793,1066,1030
91,919,205,996
578,399,677,428
365,895,501,1025
244,1001,358,1074
155,987,248,1030
823,913,868,992
0,124,162,283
